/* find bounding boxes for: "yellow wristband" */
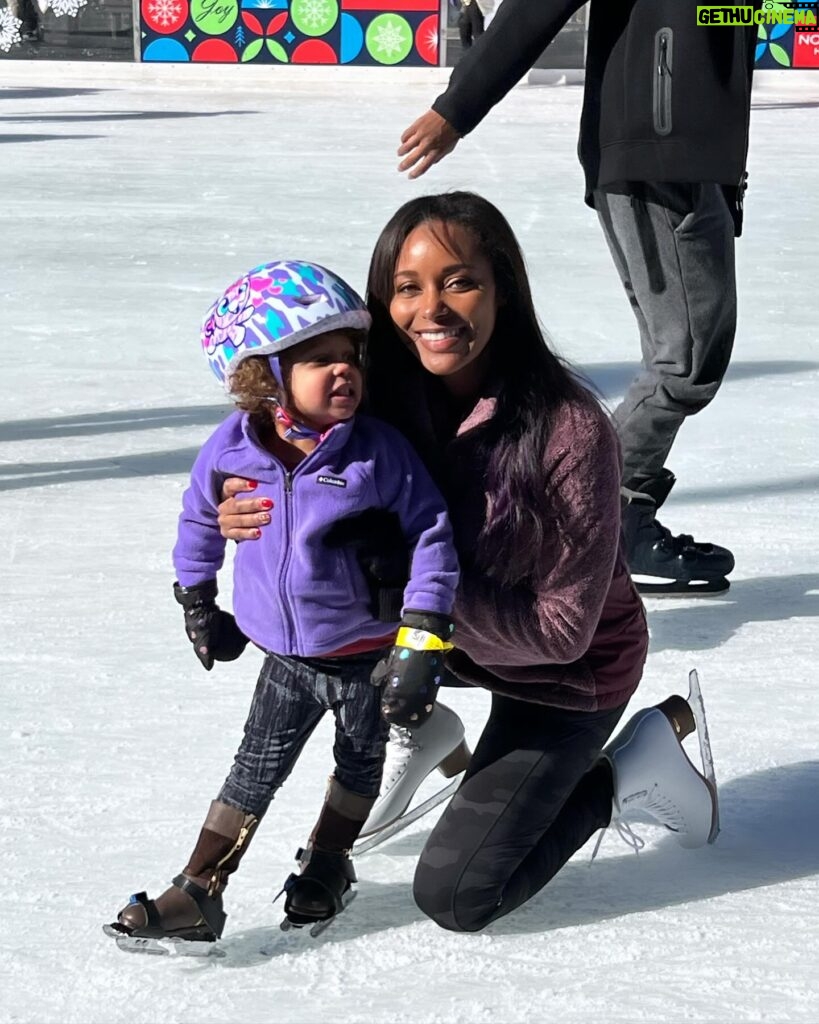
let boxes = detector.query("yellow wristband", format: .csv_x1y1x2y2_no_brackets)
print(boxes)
395,627,454,653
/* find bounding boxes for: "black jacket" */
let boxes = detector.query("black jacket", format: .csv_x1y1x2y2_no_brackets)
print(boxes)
433,0,758,229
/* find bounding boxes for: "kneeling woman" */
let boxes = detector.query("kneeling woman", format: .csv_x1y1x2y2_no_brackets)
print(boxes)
219,192,718,933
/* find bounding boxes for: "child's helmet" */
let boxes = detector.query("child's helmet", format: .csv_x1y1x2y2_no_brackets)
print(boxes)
201,260,371,387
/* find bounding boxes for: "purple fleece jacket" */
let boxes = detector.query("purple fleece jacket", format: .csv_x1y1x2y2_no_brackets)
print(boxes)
441,393,649,712
173,411,459,657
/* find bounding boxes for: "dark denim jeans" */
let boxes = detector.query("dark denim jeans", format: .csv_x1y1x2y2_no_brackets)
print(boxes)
218,649,390,818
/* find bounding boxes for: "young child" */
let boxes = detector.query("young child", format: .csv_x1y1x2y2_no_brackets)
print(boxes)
105,260,459,952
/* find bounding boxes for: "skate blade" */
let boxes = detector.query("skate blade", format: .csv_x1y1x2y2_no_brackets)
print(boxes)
103,924,223,958
280,891,357,937
353,777,461,856
635,576,730,597
687,669,720,843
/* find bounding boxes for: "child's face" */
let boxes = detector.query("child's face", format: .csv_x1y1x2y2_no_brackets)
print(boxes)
281,330,363,428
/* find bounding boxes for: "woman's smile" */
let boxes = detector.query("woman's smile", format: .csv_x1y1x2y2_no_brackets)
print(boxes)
413,324,473,351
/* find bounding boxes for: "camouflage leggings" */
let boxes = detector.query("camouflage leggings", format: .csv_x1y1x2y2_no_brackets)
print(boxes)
412,693,626,932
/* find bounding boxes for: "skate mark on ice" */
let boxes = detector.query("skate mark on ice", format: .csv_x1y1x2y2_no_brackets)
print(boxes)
0,404,227,442
0,133,105,144
0,448,203,491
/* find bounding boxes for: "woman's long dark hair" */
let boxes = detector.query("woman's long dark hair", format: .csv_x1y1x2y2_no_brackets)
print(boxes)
366,191,594,586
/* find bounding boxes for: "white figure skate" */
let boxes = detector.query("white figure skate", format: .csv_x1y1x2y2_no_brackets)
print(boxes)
603,670,719,850
355,703,471,852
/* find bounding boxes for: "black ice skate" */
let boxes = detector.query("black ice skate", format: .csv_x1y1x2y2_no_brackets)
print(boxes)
622,470,734,596
279,846,357,938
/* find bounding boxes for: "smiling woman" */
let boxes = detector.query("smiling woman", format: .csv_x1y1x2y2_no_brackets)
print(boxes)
218,192,719,934
360,191,718,932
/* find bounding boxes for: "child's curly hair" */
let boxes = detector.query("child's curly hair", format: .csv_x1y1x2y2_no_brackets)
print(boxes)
229,356,282,417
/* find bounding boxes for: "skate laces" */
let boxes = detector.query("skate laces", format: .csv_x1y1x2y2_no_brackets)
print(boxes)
590,819,646,863
381,726,420,788
642,787,685,830
591,781,686,863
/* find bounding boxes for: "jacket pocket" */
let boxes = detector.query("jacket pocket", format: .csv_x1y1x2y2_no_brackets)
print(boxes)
652,27,673,136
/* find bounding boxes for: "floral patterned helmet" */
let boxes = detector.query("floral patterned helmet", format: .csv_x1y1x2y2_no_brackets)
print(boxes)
200,260,371,388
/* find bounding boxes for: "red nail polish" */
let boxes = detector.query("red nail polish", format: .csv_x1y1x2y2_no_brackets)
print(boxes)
260,498,273,510
247,480,258,490
252,528,262,539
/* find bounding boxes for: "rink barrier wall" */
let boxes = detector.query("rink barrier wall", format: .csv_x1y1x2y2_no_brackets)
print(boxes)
0,61,815,92
0,57,452,85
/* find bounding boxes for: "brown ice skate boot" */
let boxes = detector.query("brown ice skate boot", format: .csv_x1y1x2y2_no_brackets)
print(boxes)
104,800,258,954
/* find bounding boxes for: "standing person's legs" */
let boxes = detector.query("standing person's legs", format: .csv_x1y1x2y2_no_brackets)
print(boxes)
594,183,737,587
594,183,737,489
412,694,625,933
9,0,41,39
458,3,473,49
469,2,484,40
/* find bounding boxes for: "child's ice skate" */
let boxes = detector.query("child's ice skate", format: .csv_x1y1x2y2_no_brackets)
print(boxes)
279,846,358,938
276,776,373,936
103,800,257,957
103,877,227,957
356,702,471,848
601,670,719,851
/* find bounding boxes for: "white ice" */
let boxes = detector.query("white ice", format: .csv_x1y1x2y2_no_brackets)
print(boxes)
0,61,818,1024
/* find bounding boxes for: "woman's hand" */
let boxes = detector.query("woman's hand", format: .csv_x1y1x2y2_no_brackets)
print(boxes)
217,477,272,541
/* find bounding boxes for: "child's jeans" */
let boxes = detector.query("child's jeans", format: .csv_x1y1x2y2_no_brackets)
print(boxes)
218,649,390,817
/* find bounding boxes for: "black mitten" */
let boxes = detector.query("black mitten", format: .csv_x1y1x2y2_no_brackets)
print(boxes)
173,580,249,671
324,509,410,622
371,610,454,727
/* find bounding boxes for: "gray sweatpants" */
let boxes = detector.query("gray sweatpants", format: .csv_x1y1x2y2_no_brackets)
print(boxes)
594,183,737,487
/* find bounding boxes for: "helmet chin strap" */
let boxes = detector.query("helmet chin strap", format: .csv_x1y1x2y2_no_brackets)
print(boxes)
266,354,336,442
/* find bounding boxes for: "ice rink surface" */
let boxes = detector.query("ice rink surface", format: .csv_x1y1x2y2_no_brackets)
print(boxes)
1,61,818,1024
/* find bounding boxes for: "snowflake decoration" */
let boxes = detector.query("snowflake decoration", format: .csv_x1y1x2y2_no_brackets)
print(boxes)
755,20,793,65
372,19,407,59
48,0,88,15
298,0,332,31
145,0,181,27
0,7,22,50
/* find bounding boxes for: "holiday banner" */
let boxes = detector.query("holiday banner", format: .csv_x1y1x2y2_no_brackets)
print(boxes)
756,22,819,65
139,0,440,65
754,0,819,65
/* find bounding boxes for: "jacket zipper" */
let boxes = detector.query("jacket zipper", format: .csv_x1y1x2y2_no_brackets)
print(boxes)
277,470,296,651
653,29,673,136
